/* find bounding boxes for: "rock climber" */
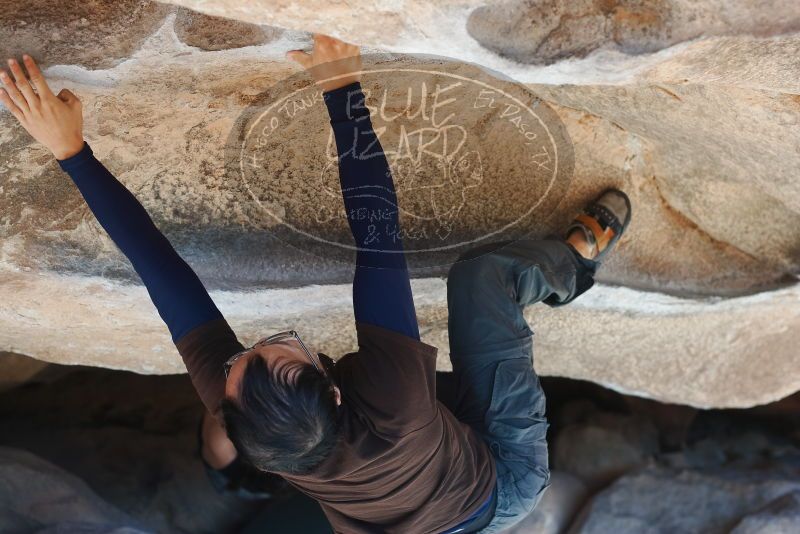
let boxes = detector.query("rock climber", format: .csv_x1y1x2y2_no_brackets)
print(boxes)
1,34,630,533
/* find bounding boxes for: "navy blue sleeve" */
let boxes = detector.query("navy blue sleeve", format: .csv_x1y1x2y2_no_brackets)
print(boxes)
323,82,420,341
57,142,225,344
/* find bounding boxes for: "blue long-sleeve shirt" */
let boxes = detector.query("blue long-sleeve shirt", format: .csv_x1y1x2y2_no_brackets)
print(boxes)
326,82,420,341
57,81,419,349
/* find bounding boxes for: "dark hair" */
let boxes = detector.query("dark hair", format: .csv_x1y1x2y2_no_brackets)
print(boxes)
220,354,341,475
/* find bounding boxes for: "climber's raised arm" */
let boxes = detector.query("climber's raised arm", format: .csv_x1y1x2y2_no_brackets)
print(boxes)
288,36,420,340
0,55,240,415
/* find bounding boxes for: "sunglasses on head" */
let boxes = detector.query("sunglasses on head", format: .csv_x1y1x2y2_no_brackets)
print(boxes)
223,330,325,379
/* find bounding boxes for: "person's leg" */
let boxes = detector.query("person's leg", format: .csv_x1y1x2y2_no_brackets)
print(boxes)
445,238,598,532
446,238,597,428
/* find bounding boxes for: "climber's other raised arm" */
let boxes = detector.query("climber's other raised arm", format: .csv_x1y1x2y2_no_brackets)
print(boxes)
0,54,241,415
288,35,420,341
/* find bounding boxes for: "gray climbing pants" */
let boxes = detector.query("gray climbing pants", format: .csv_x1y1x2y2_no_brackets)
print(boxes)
438,239,599,533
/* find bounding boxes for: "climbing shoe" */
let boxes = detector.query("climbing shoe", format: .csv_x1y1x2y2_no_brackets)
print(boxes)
565,188,631,262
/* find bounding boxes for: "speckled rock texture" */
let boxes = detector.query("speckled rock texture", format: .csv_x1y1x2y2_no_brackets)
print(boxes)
173,7,283,51
730,491,800,534
1,0,799,408
570,464,800,533
0,446,149,533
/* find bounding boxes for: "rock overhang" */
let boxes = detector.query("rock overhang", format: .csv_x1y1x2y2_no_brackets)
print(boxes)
1,0,799,408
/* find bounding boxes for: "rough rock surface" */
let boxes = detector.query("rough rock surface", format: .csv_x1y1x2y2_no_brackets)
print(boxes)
570,464,800,533
1,0,800,408
467,0,800,64
0,0,172,69
730,490,800,534
0,446,149,533
173,7,283,51
553,408,660,488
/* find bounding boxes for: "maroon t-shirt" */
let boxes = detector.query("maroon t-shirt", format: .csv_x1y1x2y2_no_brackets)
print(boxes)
176,319,496,533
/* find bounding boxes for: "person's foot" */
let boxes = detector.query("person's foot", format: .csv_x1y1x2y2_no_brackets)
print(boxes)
564,189,632,262
566,227,596,260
